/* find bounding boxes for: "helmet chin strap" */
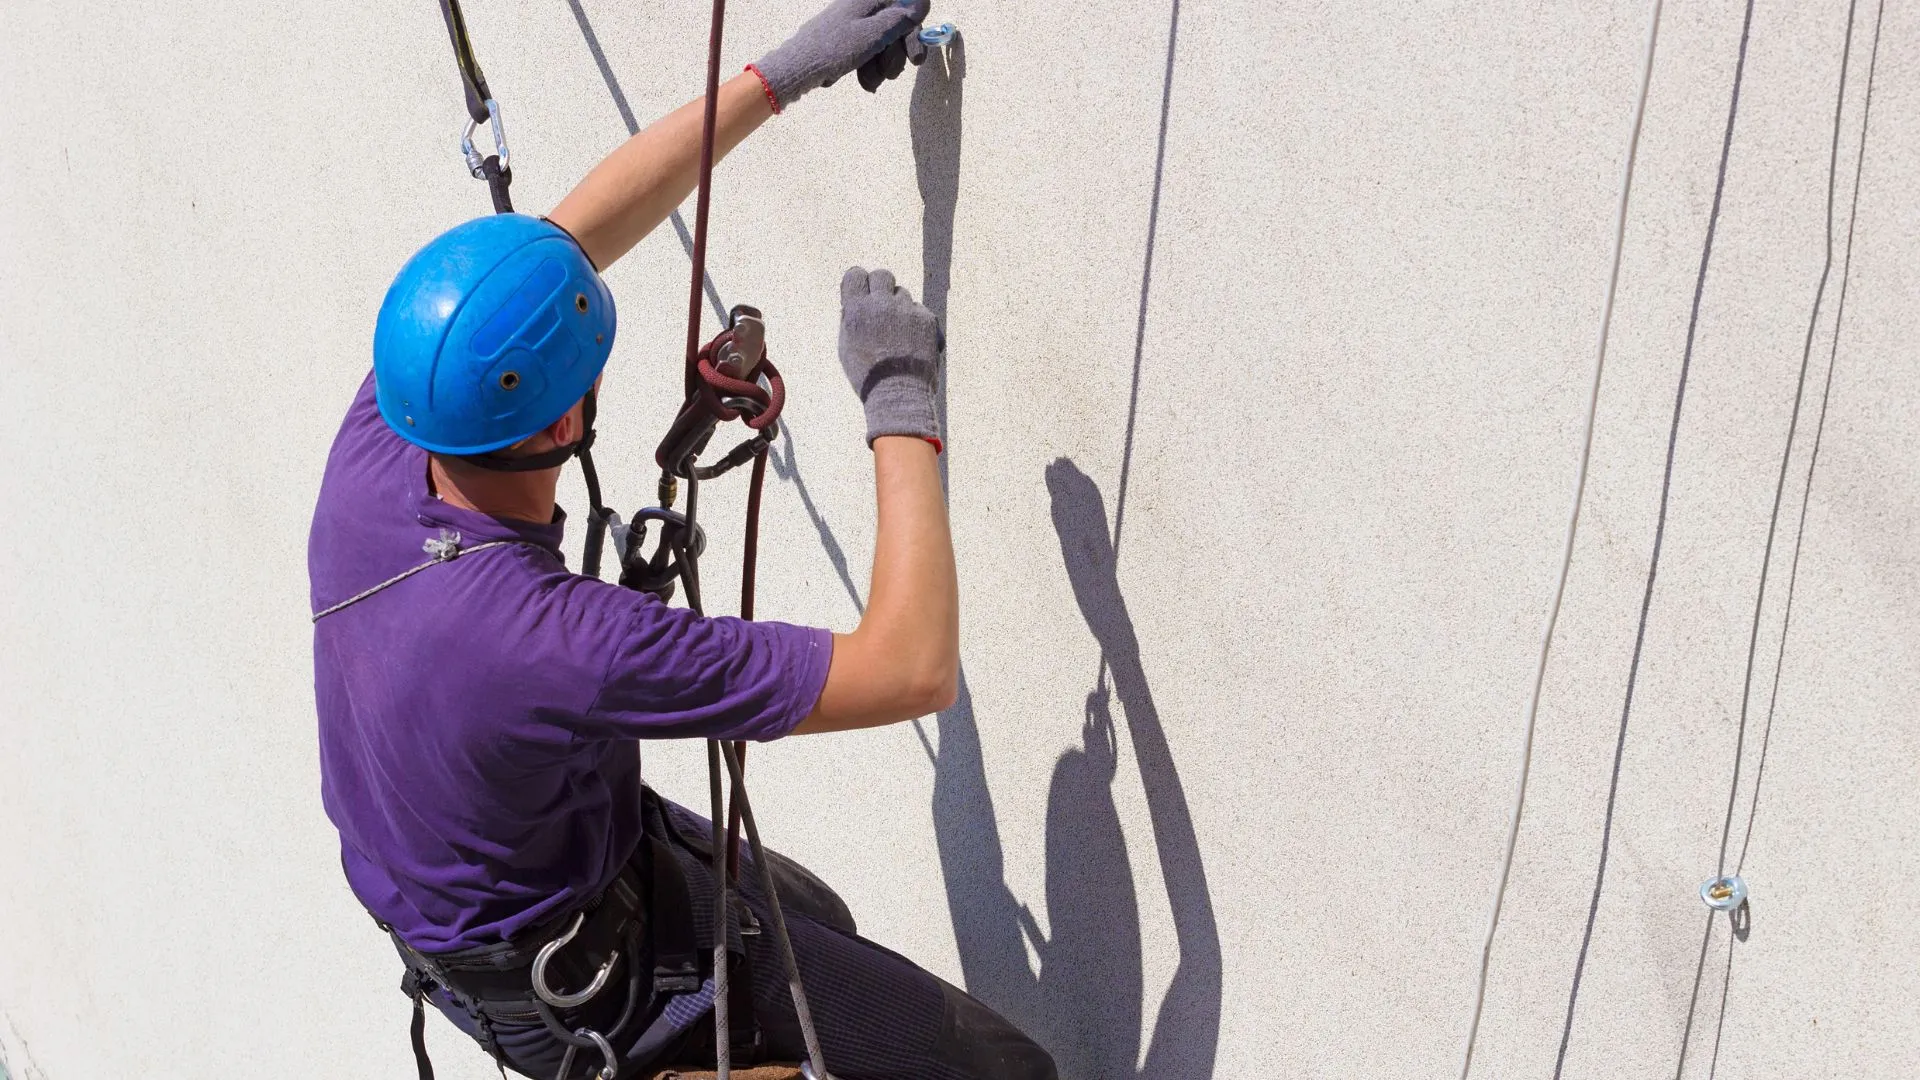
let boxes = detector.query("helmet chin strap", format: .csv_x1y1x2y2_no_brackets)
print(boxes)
458,389,616,577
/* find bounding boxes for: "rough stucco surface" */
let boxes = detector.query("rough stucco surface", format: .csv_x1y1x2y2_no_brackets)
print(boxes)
2,1,1915,1077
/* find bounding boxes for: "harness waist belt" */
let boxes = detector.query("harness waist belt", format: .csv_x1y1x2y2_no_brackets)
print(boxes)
388,859,646,1007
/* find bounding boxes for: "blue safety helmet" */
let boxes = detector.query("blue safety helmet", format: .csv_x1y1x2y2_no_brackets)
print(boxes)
374,214,616,456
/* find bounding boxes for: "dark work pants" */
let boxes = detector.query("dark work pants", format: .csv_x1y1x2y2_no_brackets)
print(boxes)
429,789,1056,1080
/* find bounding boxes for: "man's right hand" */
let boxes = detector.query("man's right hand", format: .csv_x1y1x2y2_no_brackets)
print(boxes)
751,0,931,112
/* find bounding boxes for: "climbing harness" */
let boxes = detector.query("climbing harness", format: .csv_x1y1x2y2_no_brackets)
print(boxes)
358,3,834,1078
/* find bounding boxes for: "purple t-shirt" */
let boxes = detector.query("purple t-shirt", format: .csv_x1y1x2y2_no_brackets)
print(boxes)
309,373,831,952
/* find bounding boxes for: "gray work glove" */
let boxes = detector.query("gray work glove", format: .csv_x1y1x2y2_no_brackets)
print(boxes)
839,267,942,448
753,0,931,111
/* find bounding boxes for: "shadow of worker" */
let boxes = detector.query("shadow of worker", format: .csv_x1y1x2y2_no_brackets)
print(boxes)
1038,459,1224,1078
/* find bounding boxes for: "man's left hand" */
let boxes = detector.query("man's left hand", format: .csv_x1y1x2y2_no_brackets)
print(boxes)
751,0,931,111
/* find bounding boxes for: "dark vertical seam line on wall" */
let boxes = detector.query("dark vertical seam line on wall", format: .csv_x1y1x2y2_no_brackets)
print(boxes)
1551,1,1757,1076
1733,0,1885,880
1712,0,1857,880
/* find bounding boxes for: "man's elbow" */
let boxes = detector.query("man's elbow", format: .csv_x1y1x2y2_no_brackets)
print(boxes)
905,657,959,716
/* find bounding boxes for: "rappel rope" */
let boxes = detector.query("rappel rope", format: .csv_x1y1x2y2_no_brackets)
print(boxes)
1734,0,1885,881
1552,0,1757,1072
1454,1,1665,1076
670,0,833,1071
437,0,513,212
425,2,831,1077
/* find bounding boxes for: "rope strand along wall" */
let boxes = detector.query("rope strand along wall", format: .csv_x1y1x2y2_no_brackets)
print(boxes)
1457,1,1666,1074
1554,1,1758,1074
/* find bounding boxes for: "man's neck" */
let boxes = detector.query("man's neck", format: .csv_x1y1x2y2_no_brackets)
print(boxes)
427,457,560,525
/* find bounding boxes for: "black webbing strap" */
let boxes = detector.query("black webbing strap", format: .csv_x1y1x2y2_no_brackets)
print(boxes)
436,0,513,212
647,833,704,994
727,906,764,1059
403,968,438,1080
436,0,493,123
480,156,514,214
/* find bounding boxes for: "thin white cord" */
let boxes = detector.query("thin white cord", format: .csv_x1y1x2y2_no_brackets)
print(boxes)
1458,3,1665,1074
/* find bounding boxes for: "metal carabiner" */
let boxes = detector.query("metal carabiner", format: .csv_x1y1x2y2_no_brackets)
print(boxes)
580,1028,618,1080
531,911,621,1009
461,97,510,178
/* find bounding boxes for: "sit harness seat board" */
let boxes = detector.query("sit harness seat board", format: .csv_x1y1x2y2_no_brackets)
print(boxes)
308,376,1057,1079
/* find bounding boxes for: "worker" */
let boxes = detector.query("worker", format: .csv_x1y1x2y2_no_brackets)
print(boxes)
308,1,1056,1077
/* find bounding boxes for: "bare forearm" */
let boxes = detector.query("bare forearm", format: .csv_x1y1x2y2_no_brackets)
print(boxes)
801,438,957,731
548,72,774,270
864,437,958,693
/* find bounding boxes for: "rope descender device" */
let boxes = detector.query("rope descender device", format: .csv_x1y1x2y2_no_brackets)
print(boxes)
1700,874,1748,912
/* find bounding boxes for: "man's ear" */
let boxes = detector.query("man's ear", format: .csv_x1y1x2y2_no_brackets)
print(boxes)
545,407,579,449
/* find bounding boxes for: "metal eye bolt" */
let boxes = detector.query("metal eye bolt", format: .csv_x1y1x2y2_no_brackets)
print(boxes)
1699,874,1748,912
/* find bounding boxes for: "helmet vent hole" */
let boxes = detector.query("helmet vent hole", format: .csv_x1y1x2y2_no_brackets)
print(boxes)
575,293,590,313
499,371,520,391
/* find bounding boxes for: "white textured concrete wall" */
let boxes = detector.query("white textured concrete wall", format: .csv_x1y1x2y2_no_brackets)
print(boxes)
3,1,1915,1077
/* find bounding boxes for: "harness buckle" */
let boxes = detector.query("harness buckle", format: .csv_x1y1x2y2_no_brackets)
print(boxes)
531,910,621,1009
461,98,509,178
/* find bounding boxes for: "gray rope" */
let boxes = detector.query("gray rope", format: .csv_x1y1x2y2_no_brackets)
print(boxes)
719,739,832,1079
1457,2,1664,1074
1555,0,1757,1072
311,530,524,622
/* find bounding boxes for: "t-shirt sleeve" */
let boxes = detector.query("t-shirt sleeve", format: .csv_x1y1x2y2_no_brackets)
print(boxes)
579,600,834,743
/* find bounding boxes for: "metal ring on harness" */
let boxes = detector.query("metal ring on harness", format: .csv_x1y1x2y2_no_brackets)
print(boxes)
461,97,509,178
579,1027,618,1080
531,910,620,1009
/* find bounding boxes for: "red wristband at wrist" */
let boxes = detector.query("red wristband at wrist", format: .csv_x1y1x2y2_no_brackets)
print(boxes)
745,64,782,115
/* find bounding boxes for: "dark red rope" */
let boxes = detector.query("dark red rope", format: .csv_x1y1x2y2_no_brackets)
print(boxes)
694,329,785,428
683,0,728,399
676,0,762,886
